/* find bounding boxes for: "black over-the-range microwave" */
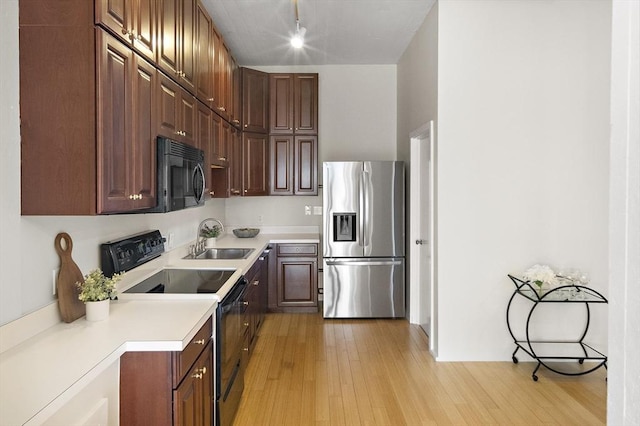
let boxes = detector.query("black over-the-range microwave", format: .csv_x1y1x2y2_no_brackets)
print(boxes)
147,136,206,213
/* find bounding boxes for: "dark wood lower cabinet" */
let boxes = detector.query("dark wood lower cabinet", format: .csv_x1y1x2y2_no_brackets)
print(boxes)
120,319,213,426
271,243,318,313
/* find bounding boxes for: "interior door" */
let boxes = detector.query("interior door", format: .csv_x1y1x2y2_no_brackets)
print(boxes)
409,121,436,355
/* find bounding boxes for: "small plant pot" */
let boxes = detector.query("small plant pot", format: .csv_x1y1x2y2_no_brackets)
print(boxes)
204,238,217,248
85,299,110,322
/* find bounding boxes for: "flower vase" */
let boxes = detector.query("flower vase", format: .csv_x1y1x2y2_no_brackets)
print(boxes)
85,299,110,321
204,237,217,248
535,283,550,298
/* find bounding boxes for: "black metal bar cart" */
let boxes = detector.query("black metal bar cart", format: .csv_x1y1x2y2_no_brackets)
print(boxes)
506,274,608,381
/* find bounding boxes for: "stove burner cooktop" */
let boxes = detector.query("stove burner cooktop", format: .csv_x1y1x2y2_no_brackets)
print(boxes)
124,269,235,294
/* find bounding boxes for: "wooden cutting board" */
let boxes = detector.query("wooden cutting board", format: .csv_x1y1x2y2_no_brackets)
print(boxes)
54,232,86,323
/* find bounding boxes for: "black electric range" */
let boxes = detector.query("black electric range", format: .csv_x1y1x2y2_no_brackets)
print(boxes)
124,268,236,294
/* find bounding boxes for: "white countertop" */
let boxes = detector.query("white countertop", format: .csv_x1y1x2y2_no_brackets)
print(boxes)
0,232,319,425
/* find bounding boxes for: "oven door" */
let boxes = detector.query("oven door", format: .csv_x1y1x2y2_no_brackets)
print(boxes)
216,278,247,426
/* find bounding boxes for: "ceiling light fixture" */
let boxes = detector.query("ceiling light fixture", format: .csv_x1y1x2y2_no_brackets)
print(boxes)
291,0,306,49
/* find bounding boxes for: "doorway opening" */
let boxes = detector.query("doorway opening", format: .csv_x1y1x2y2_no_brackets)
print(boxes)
409,121,437,357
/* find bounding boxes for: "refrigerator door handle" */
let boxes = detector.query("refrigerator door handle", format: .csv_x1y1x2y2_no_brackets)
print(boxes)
325,259,403,266
362,169,371,248
358,171,365,247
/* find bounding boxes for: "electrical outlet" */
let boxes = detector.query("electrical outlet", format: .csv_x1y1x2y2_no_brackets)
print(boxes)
313,206,322,215
257,215,263,223
167,233,175,249
52,268,59,296
304,206,311,215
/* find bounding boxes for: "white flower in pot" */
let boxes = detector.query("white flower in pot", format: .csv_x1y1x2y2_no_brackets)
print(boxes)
77,269,123,321
200,224,222,248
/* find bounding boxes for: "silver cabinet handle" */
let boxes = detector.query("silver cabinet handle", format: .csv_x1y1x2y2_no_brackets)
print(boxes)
415,239,427,245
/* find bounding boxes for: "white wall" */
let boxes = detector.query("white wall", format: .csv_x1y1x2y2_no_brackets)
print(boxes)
406,0,611,361
397,1,438,161
397,1,438,325
0,1,227,325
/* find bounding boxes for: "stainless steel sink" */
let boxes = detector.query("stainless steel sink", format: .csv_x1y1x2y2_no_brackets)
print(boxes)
183,248,255,260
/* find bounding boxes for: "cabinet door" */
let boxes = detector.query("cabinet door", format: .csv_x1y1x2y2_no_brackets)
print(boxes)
156,0,180,78
156,72,180,139
294,135,317,195
97,0,155,62
96,0,130,44
195,1,213,104
131,0,156,61
210,111,226,163
232,57,242,127
215,42,230,120
180,89,197,146
130,54,157,209
294,74,318,134
196,101,212,197
174,372,199,426
209,26,222,111
229,126,243,196
196,101,211,160
243,68,269,133
269,135,293,195
97,31,133,213
277,257,318,307
173,343,213,426
179,0,196,93
243,132,269,196
269,74,293,134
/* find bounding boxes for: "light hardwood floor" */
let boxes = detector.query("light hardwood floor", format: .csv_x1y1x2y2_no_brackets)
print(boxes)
234,313,606,425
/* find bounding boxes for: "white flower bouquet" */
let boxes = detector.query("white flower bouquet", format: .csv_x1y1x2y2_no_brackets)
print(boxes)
522,264,558,294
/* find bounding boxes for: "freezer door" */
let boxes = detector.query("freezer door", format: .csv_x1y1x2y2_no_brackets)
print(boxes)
362,161,405,257
323,258,405,318
323,162,363,257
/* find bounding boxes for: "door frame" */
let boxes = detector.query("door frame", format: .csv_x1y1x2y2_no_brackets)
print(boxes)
409,120,437,357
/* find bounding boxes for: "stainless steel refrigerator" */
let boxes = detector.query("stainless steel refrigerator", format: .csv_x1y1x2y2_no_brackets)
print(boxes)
323,161,405,318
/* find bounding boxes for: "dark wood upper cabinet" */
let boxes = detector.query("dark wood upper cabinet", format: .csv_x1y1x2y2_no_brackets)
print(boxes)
269,74,294,134
270,74,317,135
294,74,318,134
243,132,269,196
195,1,213,106
269,135,293,195
269,135,317,196
96,0,156,62
156,72,196,146
294,136,317,195
229,126,243,196
96,30,157,214
232,58,242,128
243,68,269,134
157,0,196,94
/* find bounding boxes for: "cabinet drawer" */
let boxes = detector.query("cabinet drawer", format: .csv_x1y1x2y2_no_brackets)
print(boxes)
173,317,212,387
277,243,317,257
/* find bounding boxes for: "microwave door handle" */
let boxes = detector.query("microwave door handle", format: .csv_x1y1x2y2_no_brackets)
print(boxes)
193,163,205,202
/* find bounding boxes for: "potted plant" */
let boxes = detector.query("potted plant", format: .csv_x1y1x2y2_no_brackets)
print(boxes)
77,269,123,321
200,224,222,248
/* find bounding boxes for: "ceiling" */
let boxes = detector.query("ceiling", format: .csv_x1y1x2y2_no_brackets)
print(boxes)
201,0,435,66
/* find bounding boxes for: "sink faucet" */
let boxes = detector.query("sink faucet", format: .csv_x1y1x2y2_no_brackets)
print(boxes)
193,218,224,255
